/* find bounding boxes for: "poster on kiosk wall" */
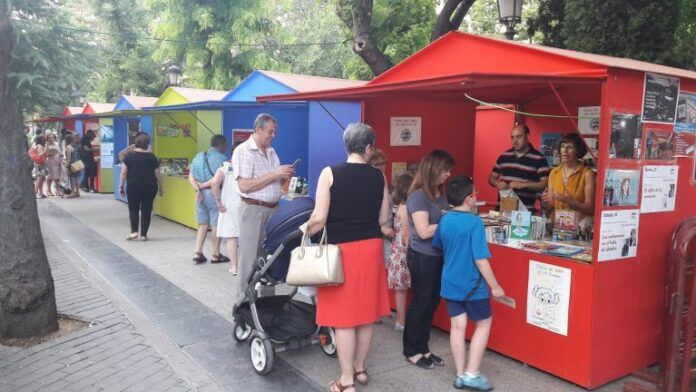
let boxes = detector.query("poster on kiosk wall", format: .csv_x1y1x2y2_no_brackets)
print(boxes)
598,209,640,261
641,73,680,124
641,165,679,213
390,117,421,146
526,261,571,336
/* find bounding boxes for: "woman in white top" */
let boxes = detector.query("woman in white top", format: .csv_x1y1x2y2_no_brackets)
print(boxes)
211,142,242,274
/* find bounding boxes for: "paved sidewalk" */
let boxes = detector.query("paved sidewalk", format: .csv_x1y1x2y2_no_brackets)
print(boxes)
23,193,641,392
0,234,193,392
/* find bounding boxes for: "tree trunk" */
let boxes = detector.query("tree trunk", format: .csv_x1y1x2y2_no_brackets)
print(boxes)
431,0,476,42
0,0,58,339
337,0,393,76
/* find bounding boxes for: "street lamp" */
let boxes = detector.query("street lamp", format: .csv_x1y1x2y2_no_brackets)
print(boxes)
497,0,523,40
70,90,85,107
165,64,182,87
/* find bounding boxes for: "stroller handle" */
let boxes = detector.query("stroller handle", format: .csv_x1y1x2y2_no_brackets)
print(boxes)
282,229,305,248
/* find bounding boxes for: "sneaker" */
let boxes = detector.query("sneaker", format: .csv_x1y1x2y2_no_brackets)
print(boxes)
454,373,493,391
394,323,405,332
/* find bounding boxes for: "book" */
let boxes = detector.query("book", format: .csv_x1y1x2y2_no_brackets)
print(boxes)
522,241,562,251
543,246,585,257
509,211,532,240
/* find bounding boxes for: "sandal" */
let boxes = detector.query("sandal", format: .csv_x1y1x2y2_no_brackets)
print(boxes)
193,252,207,264
425,352,445,367
404,355,434,369
353,369,368,385
210,254,230,264
126,233,139,241
328,380,355,392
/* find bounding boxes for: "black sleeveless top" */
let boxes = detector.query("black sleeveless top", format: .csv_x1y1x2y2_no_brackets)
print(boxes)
326,163,384,244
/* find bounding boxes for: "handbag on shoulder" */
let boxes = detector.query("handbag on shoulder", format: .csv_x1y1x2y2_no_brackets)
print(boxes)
286,228,343,286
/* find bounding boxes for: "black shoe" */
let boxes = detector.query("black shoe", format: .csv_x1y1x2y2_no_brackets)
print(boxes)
425,353,444,366
404,355,434,369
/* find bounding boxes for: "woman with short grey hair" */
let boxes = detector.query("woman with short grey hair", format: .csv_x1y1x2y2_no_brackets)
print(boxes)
304,122,391,392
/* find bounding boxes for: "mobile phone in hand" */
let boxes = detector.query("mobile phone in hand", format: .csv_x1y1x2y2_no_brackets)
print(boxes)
291,159,301,168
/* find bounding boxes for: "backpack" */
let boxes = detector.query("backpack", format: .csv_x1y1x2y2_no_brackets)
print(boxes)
29,145,45,165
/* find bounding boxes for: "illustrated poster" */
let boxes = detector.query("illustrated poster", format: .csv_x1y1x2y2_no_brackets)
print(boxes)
527,260,571,336
598,209,639,261
645,129,675,160
610,113,642,159
540,133,561,166
675,91,696,133
641,165,679,213
390,117,421,146
603,169,640,207
642,73,680,124
578,106,601,135
233,129,253,143
391,162,407,183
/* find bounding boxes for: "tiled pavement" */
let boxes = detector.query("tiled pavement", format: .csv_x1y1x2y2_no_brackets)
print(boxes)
0,235,193,392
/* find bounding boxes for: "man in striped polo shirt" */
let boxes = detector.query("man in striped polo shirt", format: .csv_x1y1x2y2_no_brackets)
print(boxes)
488,124,550,211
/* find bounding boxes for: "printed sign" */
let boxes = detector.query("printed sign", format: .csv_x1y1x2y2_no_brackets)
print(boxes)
642,73,680,124
100,142,113,169
527,260,571,336
540,133,561,166
603,169,640,207
598,209,639,261
675,91,696,133
391,162,407,183
673,132,695,157
578,106,601,135
390,117,421,146
232,129,253,143
641,165,679,213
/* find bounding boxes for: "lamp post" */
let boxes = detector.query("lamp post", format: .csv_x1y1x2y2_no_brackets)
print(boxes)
497,0,523,40
70,90,85,107
165,64,182,87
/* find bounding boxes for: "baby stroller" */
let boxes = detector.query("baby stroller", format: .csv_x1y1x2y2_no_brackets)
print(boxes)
231,197,336,375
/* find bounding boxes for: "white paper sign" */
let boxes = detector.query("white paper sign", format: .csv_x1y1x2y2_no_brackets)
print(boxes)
527,260,571,336
578,106,601,135
390,117,421,146
100,142,114,169
641,165,679,213
598,209,640,261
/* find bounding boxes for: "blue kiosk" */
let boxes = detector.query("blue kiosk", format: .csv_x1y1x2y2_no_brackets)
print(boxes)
111,95,157,202
144,70,365,195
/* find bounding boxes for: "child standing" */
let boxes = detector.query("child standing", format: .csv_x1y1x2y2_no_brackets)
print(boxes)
388,173,414,332
432,176,504,391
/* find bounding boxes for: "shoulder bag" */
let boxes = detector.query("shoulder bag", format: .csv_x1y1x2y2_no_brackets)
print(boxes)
69,149,84,173
286,228,344,286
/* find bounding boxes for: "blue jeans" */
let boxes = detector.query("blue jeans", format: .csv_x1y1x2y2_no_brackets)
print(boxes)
402,249,443,358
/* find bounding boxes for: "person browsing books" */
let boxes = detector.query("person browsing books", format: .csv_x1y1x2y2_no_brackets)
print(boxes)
432,176,504,391
541,133,596,228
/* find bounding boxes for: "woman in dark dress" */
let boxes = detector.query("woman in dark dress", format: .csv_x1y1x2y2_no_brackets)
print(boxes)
304,123,391,392
119,133,162,241
80,130,99,192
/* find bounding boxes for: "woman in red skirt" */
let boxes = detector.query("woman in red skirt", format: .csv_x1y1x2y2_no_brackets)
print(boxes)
304,122,391,392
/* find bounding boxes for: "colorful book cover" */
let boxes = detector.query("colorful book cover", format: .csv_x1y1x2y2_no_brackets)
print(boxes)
509,211,532,240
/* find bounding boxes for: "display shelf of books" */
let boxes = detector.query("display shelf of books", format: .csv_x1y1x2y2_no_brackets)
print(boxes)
159,158,190,177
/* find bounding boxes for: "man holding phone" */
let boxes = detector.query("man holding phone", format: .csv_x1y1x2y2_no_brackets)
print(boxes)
232,113,294,295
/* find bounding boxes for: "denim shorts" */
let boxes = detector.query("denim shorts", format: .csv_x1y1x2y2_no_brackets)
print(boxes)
445,299,492,321
196,189,219,225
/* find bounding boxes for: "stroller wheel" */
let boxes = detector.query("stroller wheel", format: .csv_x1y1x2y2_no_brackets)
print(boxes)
320,327,337,358
250,336,274,375
232,321,252,342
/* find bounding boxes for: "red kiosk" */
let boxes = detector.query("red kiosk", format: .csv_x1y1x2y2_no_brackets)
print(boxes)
262,32,696,389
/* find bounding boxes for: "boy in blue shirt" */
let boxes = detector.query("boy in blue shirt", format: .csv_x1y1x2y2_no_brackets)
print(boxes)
433,176,505,391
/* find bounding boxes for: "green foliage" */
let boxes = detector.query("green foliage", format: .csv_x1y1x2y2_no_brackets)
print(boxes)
562,0,680,65
466,0,541,42
7,0,95,117
671,0,696,70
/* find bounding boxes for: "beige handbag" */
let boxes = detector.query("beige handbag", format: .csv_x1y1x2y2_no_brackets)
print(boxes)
286,228,344,286
69,160,85,173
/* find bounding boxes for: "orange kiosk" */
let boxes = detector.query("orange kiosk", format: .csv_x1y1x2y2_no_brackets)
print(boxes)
261,32,696,388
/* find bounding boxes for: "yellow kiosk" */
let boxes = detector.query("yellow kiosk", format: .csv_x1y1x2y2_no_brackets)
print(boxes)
150,87,227,228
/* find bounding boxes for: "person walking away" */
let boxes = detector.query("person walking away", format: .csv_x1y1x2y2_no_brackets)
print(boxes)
119,133,162,241
64,135,82,198
388,173,414,332
80,130,99,193
211,141,243,274
44,133,63,196
232,113,294,295
403,150,455,369
189,135,229,263
432,176,504,391
303,122,391,392
29,135,48,199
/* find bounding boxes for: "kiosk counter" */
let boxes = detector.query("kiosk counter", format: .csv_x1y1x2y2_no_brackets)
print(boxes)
260,32,696,388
